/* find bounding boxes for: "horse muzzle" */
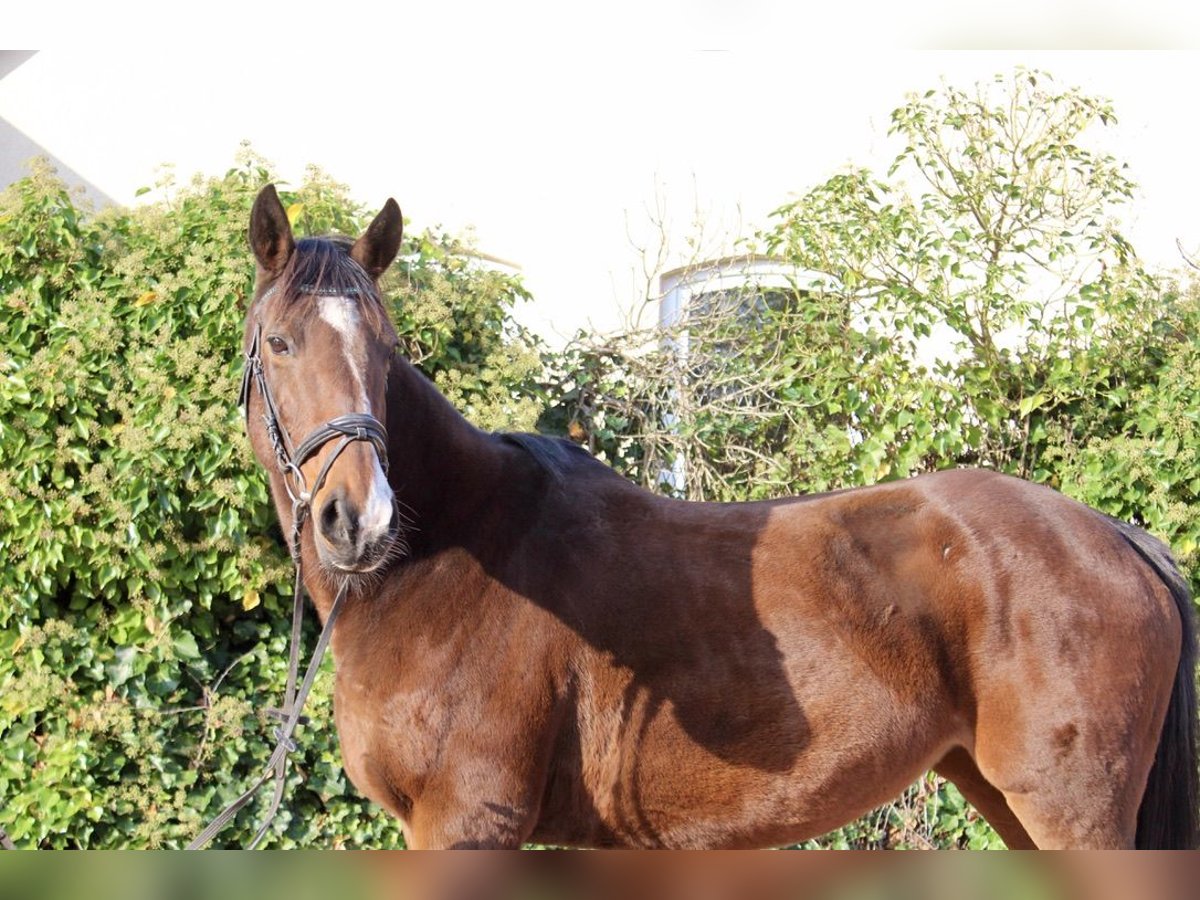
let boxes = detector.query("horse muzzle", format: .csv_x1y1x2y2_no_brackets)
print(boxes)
314,482,397,573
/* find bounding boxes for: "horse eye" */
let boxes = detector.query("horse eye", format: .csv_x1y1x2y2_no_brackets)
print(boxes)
267,336,290,355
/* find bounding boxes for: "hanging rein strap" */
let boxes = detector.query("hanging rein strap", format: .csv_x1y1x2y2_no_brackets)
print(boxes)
188,315,389,850
187,579,348,850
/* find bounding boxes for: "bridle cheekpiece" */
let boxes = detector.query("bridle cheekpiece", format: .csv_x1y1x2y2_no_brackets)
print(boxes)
239,284,390,560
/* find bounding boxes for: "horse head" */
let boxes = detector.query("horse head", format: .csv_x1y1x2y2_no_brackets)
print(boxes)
244,185,403,574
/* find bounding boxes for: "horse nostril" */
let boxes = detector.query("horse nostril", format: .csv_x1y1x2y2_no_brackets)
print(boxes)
319,491,359,548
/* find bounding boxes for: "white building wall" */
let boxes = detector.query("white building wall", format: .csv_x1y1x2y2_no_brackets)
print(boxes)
655,255,825,493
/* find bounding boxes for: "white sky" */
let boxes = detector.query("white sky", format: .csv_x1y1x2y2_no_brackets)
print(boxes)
2,24,1198,344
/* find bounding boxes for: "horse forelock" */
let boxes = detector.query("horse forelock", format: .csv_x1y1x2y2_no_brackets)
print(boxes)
256,236,390,335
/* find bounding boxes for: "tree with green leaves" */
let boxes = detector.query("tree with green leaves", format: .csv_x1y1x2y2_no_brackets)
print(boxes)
763,68,1162,478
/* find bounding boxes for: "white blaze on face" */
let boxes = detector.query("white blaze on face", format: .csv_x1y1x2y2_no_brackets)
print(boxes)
319,295,394,542
319,295,370,410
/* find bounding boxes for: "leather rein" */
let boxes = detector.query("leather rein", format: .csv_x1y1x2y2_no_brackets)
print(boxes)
187,285,390,849
0,285,391,850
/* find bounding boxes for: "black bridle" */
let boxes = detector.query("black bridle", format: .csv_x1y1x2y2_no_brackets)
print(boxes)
188,286,391,849
238,314,389,553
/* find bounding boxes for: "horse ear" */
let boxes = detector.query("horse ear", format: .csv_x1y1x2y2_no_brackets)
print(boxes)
249,184,295,276
351,199,403,279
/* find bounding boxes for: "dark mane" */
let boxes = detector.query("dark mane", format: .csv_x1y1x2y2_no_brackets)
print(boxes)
499,432,598,482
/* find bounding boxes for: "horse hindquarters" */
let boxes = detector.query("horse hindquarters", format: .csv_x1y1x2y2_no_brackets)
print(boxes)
1113,522,1200,850
960,517,1196,849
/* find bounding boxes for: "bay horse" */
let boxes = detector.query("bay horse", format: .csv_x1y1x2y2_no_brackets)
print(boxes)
241,185,1198,849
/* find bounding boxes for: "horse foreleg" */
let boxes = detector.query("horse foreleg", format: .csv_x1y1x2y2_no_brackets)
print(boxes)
398,753,550,850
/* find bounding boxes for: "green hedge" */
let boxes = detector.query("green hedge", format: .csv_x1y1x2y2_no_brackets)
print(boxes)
0,156,543,848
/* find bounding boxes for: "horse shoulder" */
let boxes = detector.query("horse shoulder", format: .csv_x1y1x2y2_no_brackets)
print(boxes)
330,549,573,840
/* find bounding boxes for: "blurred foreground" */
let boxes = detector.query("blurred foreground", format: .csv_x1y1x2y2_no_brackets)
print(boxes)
1,851,1197,900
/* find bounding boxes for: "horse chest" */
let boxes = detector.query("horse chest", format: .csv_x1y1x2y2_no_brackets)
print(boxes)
332,661,455,810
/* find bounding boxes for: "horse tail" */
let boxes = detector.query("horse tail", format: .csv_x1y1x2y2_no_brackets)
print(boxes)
1109,518,1199,849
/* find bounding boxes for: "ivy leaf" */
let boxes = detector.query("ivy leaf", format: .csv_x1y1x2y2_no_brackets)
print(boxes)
172,631,200,660
1018,393,1047,418
106,647,136,686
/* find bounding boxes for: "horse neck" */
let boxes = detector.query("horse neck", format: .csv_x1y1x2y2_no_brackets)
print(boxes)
381,353,504,550
293,353,503,621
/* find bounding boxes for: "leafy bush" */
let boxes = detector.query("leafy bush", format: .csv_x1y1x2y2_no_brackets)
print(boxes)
0,153,542,848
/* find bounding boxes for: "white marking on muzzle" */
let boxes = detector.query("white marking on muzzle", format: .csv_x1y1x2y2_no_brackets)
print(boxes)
361,458,395,543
